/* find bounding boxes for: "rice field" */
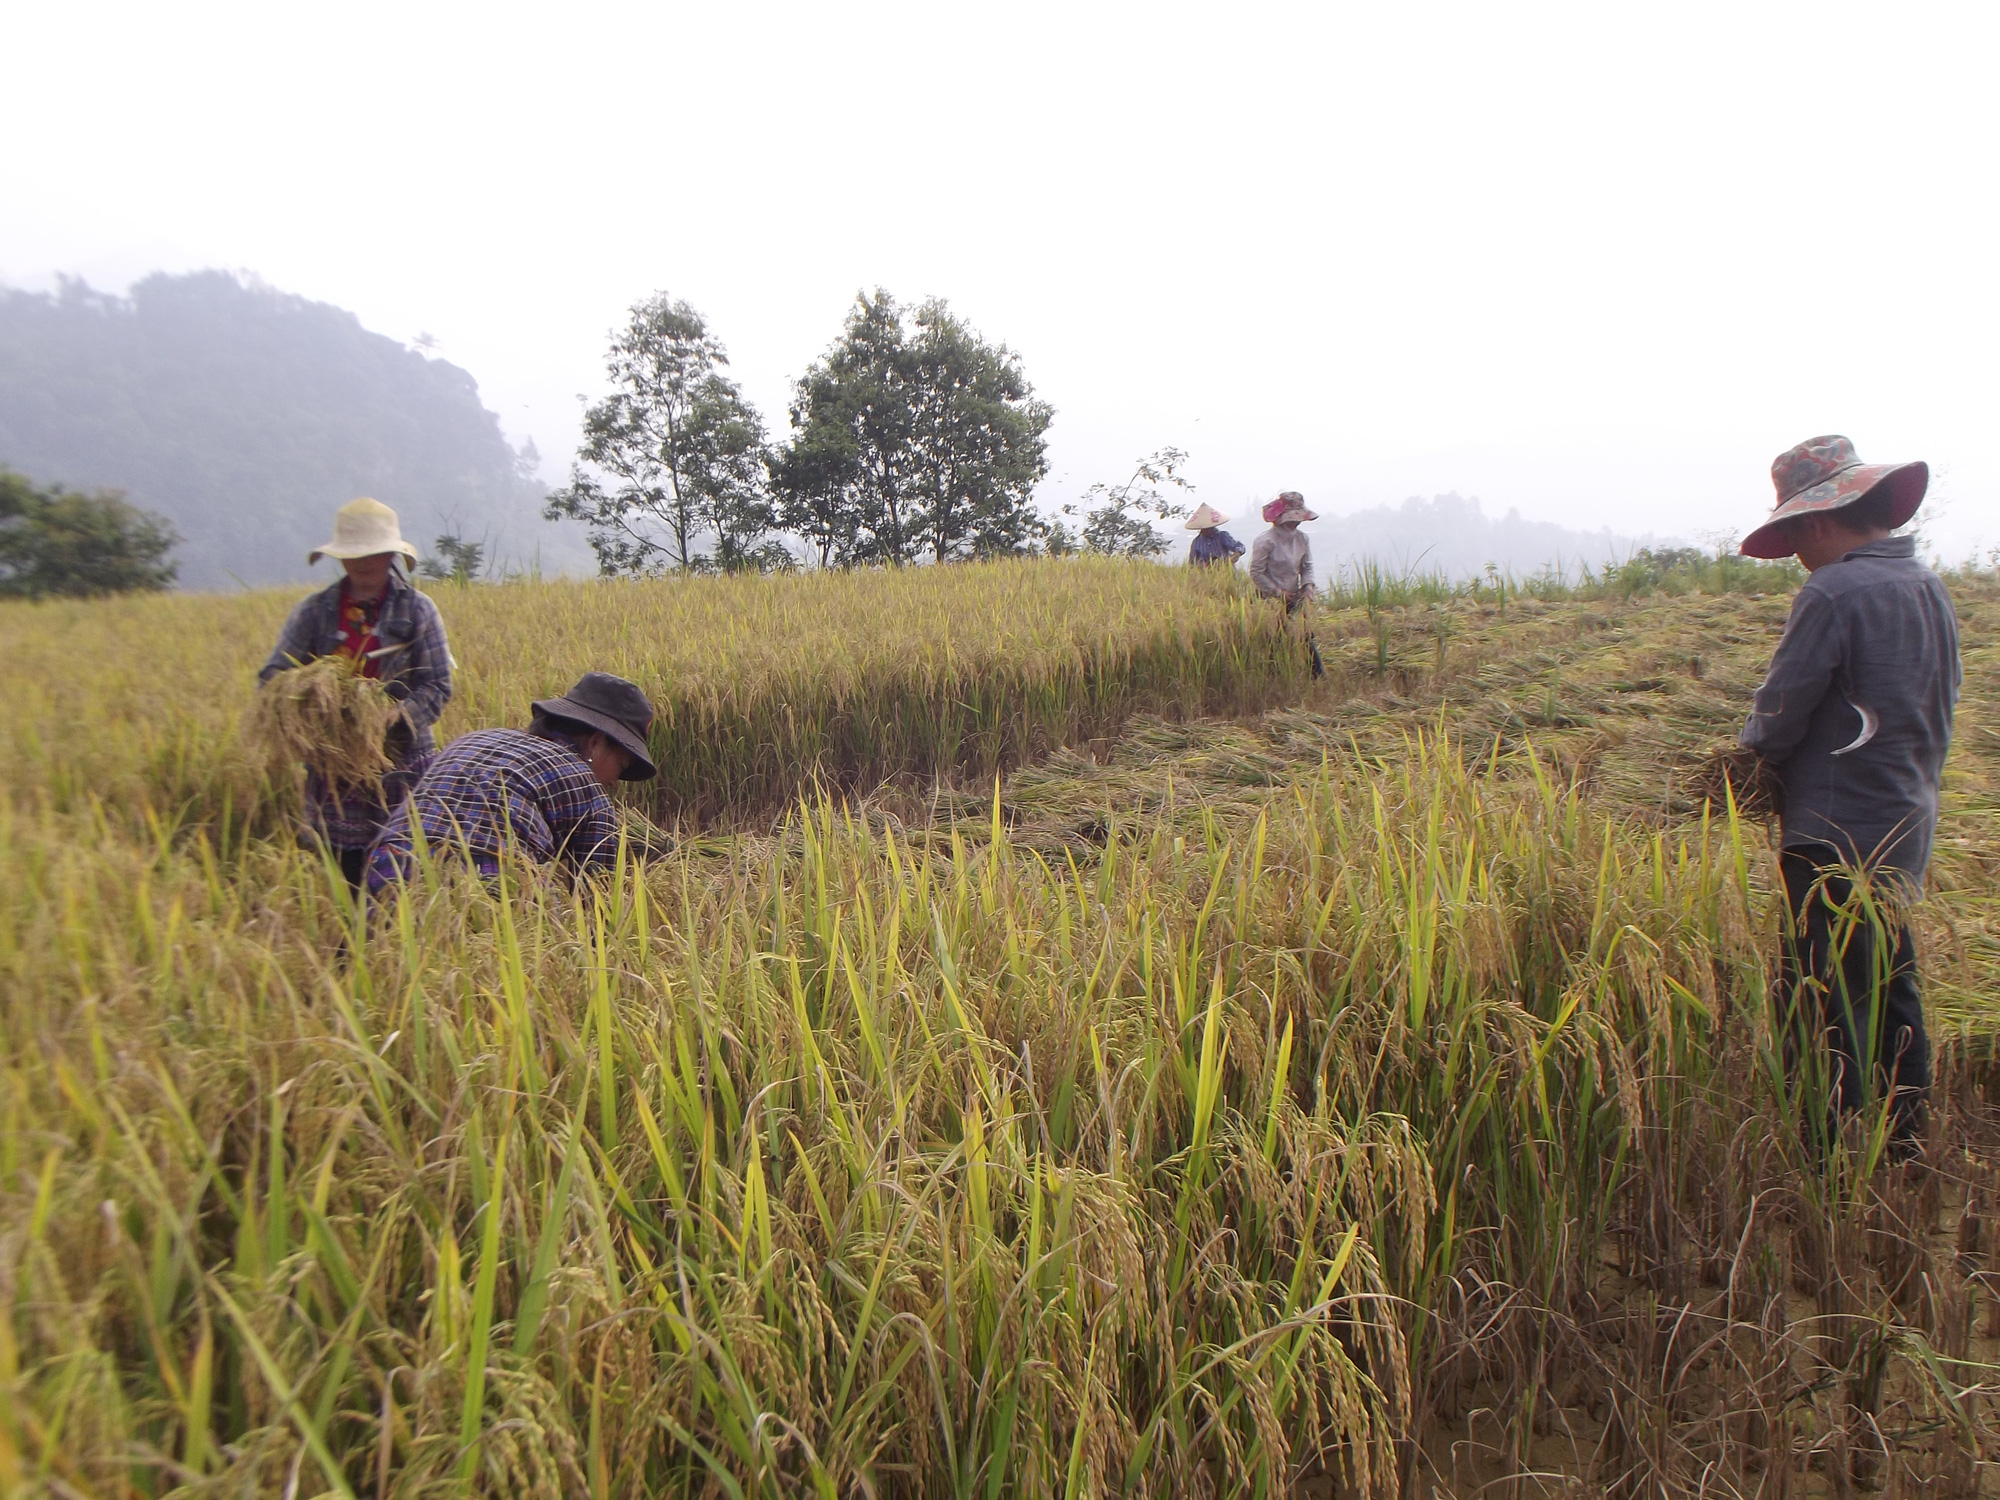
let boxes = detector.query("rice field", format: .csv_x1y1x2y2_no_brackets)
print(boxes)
3,558,1999,1497
0,558,1312,839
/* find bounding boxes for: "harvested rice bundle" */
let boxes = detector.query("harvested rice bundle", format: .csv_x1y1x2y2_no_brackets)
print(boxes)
1689,744,1780,821
248,654,401,791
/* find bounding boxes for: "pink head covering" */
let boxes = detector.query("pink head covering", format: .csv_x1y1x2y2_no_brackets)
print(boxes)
1262,492,1317,524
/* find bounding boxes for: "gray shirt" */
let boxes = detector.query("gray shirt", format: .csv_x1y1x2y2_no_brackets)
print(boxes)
1739,536,1960,884
1249,526,1313,597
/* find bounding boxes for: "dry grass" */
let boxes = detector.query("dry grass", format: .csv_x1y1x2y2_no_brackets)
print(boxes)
245,653,400,792
1688,744,1781,822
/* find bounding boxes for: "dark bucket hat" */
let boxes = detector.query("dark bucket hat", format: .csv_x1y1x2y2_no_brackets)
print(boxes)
532,671,658,781
1740,435,1928,559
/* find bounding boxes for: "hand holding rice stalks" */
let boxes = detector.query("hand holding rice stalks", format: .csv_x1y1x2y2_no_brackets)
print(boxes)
1690,744,1780,821
248,654,402,791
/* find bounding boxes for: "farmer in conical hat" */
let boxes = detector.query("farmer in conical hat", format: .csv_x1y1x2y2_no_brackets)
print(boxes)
1185,503,1245,568
259,498,453,890
1738,436,1961,1155
366,671,657,892
1249,492,1317,613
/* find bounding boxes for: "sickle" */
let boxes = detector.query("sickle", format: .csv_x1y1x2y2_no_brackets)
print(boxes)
1830,696,1879,757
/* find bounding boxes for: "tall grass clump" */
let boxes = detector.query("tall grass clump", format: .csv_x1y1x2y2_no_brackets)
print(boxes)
11,725,1992,1495
1318,548,1804,612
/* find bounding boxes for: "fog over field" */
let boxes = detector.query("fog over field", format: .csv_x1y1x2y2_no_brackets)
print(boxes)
4,1,1995,577
0,269,1665,588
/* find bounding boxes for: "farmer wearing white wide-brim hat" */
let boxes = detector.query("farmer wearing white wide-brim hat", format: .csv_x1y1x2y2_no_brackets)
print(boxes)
1738,435,1961,1156
1249,492,1317,612
1185,503,1244,568
258,498,454,890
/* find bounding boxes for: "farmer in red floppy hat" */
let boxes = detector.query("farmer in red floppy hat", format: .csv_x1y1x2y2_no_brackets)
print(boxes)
1249,492,1317,612
1738,435,1962,1155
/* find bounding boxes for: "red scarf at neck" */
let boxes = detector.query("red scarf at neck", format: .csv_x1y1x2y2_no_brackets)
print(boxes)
336,578,386,678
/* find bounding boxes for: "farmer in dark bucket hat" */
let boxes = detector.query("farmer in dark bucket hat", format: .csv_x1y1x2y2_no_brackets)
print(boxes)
365,671,659,891
1738,436,1962,1155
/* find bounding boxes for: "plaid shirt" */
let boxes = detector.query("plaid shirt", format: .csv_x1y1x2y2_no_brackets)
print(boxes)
260,570,454,752
366,728,623,890
261,571,454,850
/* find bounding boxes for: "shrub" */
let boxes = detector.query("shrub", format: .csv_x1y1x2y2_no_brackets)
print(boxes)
0,467,179,597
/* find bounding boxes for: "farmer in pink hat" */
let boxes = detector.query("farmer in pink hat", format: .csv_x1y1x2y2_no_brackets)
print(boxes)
1738,435,1961,1155
1249,492,1317,612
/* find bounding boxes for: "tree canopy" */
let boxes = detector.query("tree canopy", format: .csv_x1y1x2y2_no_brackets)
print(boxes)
1055,448,1195,557
544,296,778,575
773,292,1053,566
0,468,178,598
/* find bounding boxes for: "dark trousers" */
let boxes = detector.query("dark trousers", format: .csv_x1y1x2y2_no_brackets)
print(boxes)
1778,848,1930,1146
336,847,369,893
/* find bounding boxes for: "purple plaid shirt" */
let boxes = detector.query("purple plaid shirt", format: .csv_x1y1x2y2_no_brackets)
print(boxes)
366,728,624,890
1189,529,1244,566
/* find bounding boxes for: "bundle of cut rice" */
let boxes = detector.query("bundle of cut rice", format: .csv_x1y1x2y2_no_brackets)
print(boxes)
1689,744,1780,822
248,654,400,791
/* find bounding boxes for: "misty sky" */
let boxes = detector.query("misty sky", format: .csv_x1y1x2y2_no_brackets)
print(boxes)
6,1,1997,560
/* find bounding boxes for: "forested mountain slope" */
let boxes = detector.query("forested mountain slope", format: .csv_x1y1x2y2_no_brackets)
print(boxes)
0,271,583,587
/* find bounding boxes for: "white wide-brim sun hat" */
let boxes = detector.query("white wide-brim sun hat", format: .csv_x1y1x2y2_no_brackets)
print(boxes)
309,497,419,564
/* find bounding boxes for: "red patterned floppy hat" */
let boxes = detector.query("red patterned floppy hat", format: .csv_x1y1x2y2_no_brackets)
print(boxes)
1261,492,1318,524
1739,435,1927,559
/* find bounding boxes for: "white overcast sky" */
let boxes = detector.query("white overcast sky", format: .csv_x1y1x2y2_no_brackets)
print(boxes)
5,0,1997,559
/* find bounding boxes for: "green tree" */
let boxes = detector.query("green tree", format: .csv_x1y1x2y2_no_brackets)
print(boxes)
773,292,1052,566
1060,448,1194,557
0,469,179,597
773,292,915,565
768,425,864,569
905,299,1054,561
545,295,774,574
419,527,487,583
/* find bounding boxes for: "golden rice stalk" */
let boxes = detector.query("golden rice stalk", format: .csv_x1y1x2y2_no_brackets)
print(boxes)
247,654,400,792
1689,743,1779,821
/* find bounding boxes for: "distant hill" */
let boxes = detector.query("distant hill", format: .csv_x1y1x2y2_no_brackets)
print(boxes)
1299,492,1668,583
0,271,587,589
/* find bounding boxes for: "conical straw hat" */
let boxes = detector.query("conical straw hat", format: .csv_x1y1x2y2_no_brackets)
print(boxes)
1184,503,1229,530
309,497,418,564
